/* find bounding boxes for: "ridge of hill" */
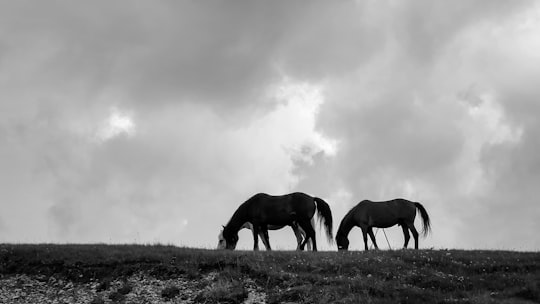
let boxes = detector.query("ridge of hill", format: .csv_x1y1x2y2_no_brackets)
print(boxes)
0,244,539,303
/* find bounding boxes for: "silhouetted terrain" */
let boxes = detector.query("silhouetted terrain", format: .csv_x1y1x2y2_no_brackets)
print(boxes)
0,244,539,303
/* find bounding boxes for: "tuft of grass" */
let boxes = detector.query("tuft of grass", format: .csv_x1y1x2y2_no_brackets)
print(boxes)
107,282,132,302
195,278,247,304
161,285,180,299
108,291,125,302
89,297,105,304
95,279,111,292
513,280,540,302
116,282,133,295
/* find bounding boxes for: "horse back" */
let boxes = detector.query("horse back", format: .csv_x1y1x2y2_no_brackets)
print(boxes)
388,199,417,215
355,199,416,226
246,192,316,224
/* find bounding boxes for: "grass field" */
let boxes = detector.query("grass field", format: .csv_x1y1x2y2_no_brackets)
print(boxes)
0,244,539,303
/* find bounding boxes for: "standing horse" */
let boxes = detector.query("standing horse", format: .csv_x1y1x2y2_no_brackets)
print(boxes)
220,192,333,251
217,219,314,250
336,199,431,251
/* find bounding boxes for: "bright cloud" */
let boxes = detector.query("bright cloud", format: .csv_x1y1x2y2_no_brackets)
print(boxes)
95,108,136,142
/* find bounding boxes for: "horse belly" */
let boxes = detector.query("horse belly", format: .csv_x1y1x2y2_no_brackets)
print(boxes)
368,215,398,228
373,222,396,228
258,208,294,226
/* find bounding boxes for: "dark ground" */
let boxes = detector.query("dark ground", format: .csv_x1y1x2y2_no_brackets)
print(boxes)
1,244,539,303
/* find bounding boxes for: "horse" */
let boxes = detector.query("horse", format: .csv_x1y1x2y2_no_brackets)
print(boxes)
336,199,431,251
217,219,314,251
220,192,333,251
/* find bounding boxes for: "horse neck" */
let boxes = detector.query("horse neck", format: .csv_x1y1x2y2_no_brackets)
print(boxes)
336,211,355,238
225,203,249,233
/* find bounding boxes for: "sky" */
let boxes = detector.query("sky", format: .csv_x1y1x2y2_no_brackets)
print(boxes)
1,1,539,251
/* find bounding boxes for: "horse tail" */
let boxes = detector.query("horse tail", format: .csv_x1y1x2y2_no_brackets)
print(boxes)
314,197,334,244
414,202,431,237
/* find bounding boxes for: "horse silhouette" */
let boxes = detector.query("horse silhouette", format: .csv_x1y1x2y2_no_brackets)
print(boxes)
217,219,313,250
221,192,333,251
336,199,431,251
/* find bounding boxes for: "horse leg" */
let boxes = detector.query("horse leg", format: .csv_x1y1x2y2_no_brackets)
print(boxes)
305,231,312,251
299,219,317,251
299,220,312,251
261,226,271,251
401,224,410,249
361,227,369,251
408,224,419,249
307,218,315,251
252,224,260,251
258,231,267,250
291,223,303,251
367,227,379,250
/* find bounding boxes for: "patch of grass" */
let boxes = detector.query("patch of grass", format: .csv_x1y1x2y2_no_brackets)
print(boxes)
513,280,540,302
96,278,111,292
195,278,247,304
161,285,180,299
107,281,133,302
108,291,125,302
1,244,539,303
116,282,133,295
89,297,105,304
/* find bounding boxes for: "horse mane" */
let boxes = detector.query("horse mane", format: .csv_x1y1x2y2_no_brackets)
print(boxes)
346,201,366,217
336,202,362,236
225,194,263,230
225,202,247,227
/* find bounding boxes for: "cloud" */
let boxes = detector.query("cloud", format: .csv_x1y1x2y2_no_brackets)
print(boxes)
294,0,540,250
1,1,539,250
0,73,335,246
94,108,136,143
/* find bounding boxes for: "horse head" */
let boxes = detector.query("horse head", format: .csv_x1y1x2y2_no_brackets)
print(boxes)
217,227,226,250
336,234,349,251
222,225,239,250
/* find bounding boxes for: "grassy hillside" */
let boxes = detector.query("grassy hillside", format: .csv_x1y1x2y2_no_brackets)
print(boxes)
0,244,539,303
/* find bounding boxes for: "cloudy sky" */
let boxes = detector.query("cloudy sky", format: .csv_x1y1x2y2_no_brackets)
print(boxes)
1,1,539,251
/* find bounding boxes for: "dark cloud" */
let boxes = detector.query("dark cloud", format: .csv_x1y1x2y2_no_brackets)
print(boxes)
0,1,298,113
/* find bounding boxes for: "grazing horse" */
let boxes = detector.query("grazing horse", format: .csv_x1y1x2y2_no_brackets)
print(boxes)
221,192,333,251
336,199,431,251
217,219,314,251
